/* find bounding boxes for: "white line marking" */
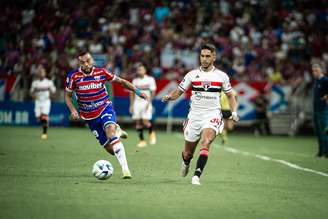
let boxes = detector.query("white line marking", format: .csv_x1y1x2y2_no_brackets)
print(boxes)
224,146,328,177
174,133,328,177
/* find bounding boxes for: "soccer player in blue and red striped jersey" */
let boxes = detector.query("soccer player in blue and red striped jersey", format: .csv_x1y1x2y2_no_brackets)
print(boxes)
64,52,149,179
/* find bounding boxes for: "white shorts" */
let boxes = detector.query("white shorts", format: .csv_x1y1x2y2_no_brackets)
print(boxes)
183,110,224,142
34,100,51,118
132,102,153,120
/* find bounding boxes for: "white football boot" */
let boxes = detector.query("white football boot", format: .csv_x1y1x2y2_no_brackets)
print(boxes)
180,161,190,177
191,175,201,185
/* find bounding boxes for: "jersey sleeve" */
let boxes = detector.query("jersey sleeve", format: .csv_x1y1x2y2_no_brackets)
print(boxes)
104,69,116,82
178,72,192,92
222,74,232,93
65,73,75,92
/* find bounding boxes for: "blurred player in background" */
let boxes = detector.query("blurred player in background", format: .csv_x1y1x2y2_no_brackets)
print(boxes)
312,62,328,158
130,63,157,147
162,44,239,185
220,89,238,144
30,66,56,140
65,52,149,178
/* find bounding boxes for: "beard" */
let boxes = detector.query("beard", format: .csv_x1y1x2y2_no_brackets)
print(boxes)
81,66,92,74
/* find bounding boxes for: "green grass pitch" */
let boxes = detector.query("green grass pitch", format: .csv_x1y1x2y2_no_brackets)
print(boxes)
0,126,328,219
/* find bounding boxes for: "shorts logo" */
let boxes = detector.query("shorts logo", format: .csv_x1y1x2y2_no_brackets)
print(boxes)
202,81,211,91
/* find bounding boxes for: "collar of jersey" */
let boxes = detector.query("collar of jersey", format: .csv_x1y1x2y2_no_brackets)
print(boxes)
199,66,215,73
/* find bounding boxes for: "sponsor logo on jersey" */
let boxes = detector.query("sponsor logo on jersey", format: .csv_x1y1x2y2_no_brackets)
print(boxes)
194,92,218,100
78,83,102,90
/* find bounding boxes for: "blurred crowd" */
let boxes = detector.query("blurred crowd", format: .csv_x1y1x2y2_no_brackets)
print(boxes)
1,0,327,92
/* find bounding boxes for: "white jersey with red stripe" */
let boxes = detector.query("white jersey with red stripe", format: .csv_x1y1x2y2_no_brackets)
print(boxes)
30,78,56,102
132,75,156,105
178,66,232,114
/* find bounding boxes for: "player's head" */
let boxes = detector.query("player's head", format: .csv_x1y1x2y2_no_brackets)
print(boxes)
78,52,94,74
312,62,324,79
200,44,216,70
37,66,46,79
136,63,147,78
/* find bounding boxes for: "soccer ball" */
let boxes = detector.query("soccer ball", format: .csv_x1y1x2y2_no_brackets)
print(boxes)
92,160,114,180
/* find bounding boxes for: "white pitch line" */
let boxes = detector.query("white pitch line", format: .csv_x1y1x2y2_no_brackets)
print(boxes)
224,146,328,177
173,133,328,177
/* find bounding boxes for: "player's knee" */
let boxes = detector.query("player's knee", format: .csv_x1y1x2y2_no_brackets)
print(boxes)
200,138,213,147
104,124,116,138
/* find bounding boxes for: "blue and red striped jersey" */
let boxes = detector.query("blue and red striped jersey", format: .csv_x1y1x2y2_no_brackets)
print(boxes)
65,67,115,120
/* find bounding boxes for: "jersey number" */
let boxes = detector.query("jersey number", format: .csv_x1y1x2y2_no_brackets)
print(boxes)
210,118,222,126
92,130,99,138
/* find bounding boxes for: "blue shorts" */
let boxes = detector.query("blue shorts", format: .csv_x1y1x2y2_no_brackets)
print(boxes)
87,105,117,146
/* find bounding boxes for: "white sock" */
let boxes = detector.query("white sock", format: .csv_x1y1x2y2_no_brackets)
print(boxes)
113,141,129,172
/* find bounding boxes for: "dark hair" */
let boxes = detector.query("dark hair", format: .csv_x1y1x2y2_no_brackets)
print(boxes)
200,43,216,53
77,50,90,58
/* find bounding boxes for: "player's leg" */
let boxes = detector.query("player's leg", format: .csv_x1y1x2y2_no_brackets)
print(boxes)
136,119,147,147
220,119,228,145
192,128,217,185
143,104,156,145
103,123,131,178
34,102,42,138
181,118,199,177
313,113,324,157
133,104,146,147
220,111,231,144
181,140,198,177
40,100,51,139
40,114,49,139
318,112,328,157
143,119,156,145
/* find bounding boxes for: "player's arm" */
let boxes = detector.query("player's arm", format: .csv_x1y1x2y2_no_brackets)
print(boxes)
129,90,135,114
162,88,184,102
162,73,190,102
50,81,57,99
64,91,79,120
113,76,149,101
226,91,239,122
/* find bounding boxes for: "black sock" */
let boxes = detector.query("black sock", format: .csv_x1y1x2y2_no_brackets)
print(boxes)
148,123,153,134
41,120,47,134
137,128,144,141
194,153,208,178
182,152,192,165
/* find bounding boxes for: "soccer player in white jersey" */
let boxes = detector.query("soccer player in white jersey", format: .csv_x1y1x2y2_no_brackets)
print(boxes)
30,66,56,140
130,63,157,147
162,44,239,185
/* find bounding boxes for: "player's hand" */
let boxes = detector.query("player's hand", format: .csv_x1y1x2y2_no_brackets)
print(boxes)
162,95,171,103
70,109,79,120
139,93,150,102
230,111,239,122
